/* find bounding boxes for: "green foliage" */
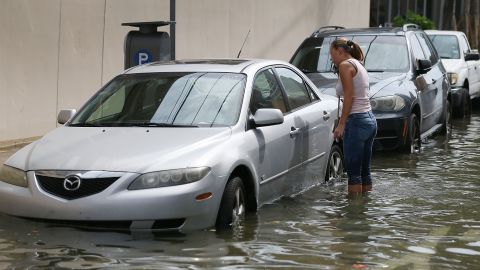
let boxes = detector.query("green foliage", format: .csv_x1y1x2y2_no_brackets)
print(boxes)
393,10,435,30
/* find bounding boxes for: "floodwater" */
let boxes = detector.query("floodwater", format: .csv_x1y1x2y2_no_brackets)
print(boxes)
0,110,479,269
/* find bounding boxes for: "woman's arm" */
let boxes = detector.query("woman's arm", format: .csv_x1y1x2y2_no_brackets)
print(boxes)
333,61,356,140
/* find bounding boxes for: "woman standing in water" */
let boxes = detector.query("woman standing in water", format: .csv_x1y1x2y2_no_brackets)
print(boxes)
330,38,377,195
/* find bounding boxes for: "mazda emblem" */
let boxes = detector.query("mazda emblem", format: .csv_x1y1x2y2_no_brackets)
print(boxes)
64,175,81,191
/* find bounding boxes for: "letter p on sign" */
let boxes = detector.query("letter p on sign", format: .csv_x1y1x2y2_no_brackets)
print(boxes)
134,49,153,66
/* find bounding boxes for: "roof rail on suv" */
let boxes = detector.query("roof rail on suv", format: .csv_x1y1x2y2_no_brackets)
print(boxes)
403,23,421,31
311,26,345,37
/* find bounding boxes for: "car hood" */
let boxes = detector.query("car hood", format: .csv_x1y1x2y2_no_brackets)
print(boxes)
306,72,406,98
440,58,464,73
6,126,232,173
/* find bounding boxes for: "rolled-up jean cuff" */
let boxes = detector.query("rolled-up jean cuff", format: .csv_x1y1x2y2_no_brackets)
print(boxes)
362,177,372,185
348,176,362,185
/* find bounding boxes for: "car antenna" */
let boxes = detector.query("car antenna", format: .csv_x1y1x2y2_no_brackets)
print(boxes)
237,29,251,58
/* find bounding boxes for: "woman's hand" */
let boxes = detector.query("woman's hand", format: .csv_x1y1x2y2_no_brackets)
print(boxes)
333,123,345,141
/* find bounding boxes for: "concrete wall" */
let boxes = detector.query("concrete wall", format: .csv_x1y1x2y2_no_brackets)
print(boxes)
0,0,370,146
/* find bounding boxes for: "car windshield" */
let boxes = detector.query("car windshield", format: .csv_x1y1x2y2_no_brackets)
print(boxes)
428,35,460,59
70,72,246,127
291,35,410,73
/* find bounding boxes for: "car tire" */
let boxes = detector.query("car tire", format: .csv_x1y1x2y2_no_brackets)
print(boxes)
404,113,421,154
440,99,453,138
464,93,472,117
216,176,246,230
325,144,344,182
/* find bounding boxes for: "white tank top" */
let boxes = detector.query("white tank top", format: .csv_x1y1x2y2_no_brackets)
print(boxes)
335,58,371,114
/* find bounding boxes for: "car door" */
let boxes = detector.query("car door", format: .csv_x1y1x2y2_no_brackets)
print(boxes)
274,66,333,186
410,33,441,133
247,68,304,204
417,32,446,129
460,33,480,94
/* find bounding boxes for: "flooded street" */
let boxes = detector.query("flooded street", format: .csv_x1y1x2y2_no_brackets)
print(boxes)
0,111,479,269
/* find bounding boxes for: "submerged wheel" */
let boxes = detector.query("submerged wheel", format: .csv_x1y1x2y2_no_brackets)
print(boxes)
440,99,453,138
216,176,246,230
465,93,472,117
404,113,421,154
325,144,344,182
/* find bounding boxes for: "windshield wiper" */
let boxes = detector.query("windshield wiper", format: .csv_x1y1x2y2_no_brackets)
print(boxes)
68,123,101,127
122,122,199,128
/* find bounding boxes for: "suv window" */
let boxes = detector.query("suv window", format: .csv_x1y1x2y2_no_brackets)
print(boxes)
416,33,438,64
291,35,409,73
409,34,426,60
250,69,288,114
460,34,471,52
275,67,312,110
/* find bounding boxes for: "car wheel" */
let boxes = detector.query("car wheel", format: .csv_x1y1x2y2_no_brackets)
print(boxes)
440,99,453,138
465,93,472,117
325,144,344,182
216,176,246,230
404,113,421,154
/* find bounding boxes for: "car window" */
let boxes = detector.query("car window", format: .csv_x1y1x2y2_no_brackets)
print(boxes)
250,69,288,114
460,35,471,52
429,35,461,59
409,34,426,60
416,33,438,64
361,35,409,72
291,35,409,73
275,67,312,110
71,72,246,127
87,87,126,122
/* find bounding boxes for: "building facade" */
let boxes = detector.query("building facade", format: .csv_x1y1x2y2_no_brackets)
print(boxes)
0,0,370,146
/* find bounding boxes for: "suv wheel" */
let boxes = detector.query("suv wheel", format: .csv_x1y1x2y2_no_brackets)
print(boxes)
440,99,453,138
465,93,472,117
404,113,421,154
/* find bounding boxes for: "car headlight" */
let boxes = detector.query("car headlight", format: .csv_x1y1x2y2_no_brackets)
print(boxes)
370,95,405,111
447,72,458,85
0,165,27,187
128,167,211,190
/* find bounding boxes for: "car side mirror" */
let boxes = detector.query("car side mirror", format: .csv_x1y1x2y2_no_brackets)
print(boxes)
57,109,76,124
252,108,284,127
417,59,432,75
465,51,480,61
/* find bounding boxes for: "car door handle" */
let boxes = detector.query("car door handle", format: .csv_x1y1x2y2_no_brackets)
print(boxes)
323,111,330,120
289,127,300,137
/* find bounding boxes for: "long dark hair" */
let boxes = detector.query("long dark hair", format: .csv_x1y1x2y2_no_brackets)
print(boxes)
331,38,364,62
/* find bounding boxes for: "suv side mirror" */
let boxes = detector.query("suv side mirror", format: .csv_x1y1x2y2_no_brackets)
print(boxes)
417,59,432,74
251,108,284,128
465,51,480,61
57,109,76,124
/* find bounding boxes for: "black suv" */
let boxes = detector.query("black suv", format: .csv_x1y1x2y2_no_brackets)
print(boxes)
290,24,452,153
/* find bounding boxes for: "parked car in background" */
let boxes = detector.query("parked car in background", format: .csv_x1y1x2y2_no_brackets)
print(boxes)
426,30,480,117
0,59,343,232
290,24,452,153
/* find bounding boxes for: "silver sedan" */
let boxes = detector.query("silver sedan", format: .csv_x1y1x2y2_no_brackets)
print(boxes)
0,59,343,231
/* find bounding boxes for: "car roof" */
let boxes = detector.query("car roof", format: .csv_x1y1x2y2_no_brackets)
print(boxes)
124,59,285,74
424,30,464,36
310,26,423,38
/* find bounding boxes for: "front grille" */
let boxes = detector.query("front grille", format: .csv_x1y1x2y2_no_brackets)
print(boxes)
36,174,119,200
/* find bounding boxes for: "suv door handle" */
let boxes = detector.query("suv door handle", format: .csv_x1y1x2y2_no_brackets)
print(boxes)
323,111,330,120
289,127,300,137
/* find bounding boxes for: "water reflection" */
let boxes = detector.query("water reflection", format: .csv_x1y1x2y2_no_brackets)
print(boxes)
0,110,479,269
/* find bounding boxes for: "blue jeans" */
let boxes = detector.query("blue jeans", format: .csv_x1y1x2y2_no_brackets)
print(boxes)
343,111,377,185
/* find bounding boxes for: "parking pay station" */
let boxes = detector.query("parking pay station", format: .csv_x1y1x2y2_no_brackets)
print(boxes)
122,21,173,69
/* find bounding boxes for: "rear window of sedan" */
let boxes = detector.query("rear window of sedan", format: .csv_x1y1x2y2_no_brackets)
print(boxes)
70,72,246,127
